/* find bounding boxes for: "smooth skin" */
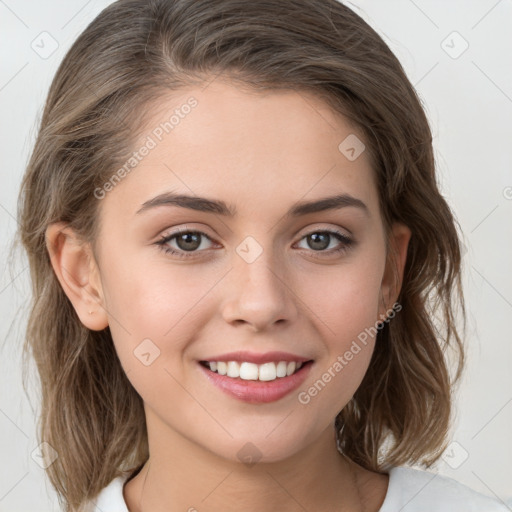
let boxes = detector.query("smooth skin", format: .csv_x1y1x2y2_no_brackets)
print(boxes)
46,77,410,511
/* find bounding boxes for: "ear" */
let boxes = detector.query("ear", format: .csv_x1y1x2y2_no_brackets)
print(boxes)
378,222,411,319
45,222,109,331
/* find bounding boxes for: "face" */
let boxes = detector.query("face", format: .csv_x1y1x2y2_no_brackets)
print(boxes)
57,78,410,464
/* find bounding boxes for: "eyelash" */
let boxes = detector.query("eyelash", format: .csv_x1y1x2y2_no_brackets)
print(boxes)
155,228,354,259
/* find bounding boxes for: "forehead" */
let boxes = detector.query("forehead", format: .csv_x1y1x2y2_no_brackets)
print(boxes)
98,78,378,223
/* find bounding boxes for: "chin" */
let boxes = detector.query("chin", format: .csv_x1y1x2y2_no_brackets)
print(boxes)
201,430,316,467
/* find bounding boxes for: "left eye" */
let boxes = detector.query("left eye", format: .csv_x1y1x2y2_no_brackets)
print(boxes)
295,230,353,254
156,228,353,259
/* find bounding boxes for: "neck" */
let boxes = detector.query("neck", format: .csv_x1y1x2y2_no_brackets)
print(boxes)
122,418,386,512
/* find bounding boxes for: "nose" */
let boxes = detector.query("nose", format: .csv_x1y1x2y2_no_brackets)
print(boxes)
221,247,299,332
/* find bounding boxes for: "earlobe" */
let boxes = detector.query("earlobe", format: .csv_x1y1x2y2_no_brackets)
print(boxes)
379,222,411,318
45,222,109,331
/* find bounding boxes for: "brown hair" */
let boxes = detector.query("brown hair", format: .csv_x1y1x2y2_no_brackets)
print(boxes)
14,0,465,510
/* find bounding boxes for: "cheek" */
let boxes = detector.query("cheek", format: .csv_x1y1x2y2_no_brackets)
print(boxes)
296,252,385,405
297,276,382,421
303,254,384,340
101,256,221,373
102,253,210,331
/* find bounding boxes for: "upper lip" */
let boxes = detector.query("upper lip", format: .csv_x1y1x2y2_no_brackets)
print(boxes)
199,351,312,365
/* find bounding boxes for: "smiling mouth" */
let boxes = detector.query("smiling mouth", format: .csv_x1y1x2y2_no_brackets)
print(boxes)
199,360,313,382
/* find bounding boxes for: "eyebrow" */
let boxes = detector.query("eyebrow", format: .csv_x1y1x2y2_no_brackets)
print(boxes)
135,191,369,218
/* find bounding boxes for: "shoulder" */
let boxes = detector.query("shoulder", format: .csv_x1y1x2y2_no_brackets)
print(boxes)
379,466,509,512
84,473,131,512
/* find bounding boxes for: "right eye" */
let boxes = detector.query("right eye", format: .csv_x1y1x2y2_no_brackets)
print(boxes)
155,229,217,258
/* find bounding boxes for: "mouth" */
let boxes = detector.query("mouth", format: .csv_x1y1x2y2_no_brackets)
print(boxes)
199,359,311,382
197,353,314,403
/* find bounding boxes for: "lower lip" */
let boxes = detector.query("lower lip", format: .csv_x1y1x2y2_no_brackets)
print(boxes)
198,362,313,404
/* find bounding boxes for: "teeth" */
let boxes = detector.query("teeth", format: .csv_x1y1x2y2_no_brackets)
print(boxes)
259,362,276,381
239,362,259,380
227,361,240,378
217,361,227,375
205,360,305,381
276,361,287,378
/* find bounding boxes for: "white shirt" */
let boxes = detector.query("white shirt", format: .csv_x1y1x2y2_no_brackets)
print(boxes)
89,466,508,511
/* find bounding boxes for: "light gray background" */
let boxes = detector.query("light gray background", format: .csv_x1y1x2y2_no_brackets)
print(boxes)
1,0,511,510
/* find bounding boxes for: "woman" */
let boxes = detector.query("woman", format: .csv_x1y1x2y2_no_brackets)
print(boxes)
17,0,507,510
